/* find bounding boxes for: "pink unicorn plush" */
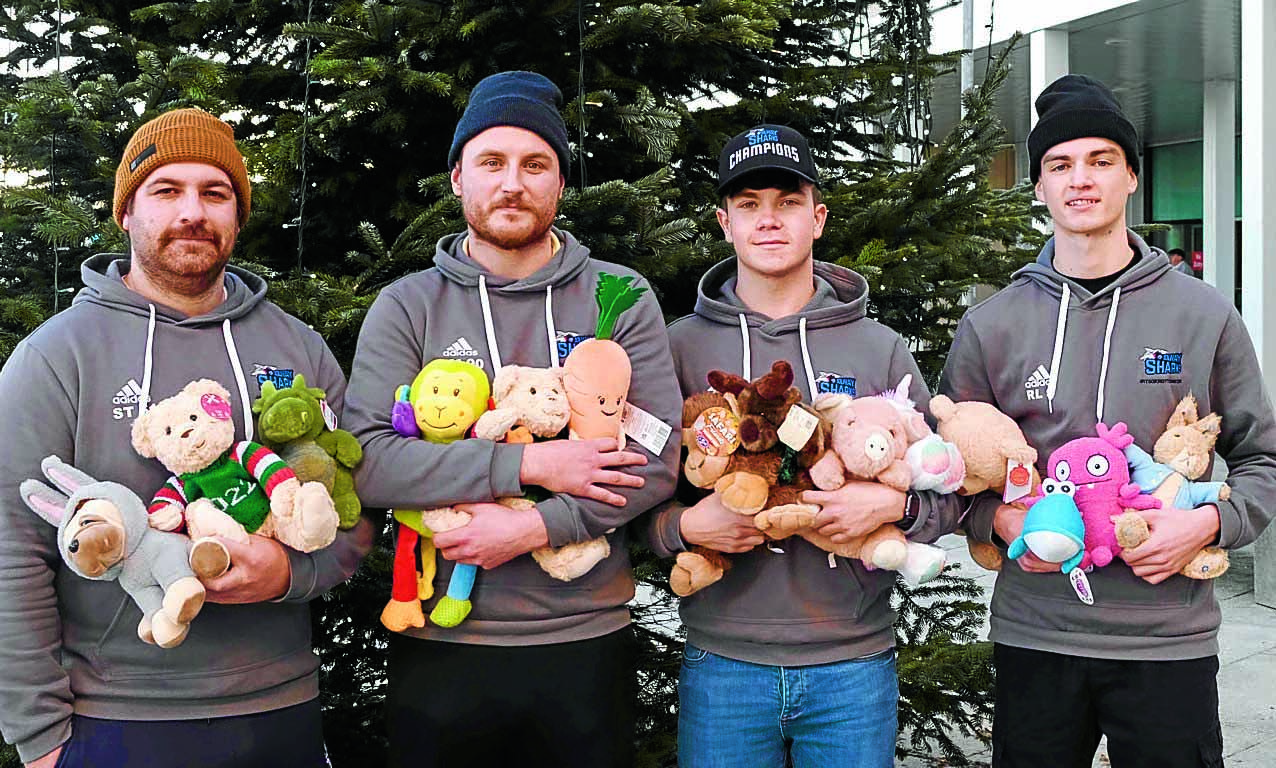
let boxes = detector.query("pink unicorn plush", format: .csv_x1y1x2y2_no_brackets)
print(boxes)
1025,422,1160,570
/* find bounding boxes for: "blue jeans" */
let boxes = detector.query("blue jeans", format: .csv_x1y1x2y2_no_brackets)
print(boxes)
678,643,898,768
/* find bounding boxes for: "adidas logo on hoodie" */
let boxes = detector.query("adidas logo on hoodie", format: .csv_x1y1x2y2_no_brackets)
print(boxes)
441,336,485,368
111,378,148,420
1024,364,1050,401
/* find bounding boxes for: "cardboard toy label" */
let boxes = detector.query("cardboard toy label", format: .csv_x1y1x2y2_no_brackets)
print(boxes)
692,406,740,456
320,399,339,431
622,403,672,456
778,406,820,451
1068,567,1095,605
1004,459,1033,503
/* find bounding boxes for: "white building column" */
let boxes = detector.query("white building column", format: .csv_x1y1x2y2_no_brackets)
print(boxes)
1203,79,1236,297
1029,29,1069,129
1242,0,1276,608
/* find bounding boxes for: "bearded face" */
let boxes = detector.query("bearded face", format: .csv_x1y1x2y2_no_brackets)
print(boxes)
451,126,564,252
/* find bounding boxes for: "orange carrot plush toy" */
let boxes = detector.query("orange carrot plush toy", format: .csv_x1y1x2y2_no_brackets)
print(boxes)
562,273,647,443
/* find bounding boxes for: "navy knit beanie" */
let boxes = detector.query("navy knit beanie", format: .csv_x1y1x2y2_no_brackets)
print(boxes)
1028,74,1140,183
448,71,571,175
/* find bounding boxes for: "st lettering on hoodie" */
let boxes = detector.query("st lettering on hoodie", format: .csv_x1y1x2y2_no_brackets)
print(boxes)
643,259,964,666
940,231,1276,661
0,255,371,765
344,228,681,646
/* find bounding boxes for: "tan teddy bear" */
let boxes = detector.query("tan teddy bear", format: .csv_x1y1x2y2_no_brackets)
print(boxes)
929,395,1042,571
132,379,339,578
472,365,612,581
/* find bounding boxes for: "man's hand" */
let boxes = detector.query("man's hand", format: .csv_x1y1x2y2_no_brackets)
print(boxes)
992,503,1057,573
680,493,765,553
1120,504,1220,585
201,534,292,603
800,481,905,543
434,502,550,569
521,438,647,507
26,745,61,768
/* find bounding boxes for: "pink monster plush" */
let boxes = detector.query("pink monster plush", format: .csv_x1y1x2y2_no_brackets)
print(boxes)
1026,422,1160,570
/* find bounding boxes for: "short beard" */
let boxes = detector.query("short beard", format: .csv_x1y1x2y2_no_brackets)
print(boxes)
464,195,557,250
129,227,233,297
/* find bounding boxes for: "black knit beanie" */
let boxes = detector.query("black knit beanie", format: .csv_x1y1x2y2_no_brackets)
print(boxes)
1028,74,1139,183
448,71,571,175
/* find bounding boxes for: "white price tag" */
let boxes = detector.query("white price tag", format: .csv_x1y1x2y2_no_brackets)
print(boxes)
1003,459,1033,504
621,402,672,456
319,399,339,431
1068,567,1094,605
778,406,820,451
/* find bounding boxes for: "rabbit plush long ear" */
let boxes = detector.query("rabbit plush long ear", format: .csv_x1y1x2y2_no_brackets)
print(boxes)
40,455,96,497
1195,412,1223,438
19,479,67,527
1167,394,1199,428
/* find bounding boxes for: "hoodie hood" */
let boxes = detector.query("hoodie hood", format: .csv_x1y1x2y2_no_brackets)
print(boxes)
75,253,267,325
1009,230,1172,421
432,227,591,290
73,253,271,439
1011,230,1170,305
694,258,869,332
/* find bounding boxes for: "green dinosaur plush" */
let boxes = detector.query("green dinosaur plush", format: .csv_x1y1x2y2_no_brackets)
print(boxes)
253,374,363,529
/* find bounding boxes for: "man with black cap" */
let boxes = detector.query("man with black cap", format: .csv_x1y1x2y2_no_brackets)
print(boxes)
642,125,961,768
344,71,681,768
0,108,373,767
941,74,1276,767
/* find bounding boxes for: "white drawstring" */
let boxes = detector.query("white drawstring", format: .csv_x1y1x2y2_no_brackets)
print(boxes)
1046,282,1070,415
798,317,817,397
478,276,557,370
544,285,559,369
138,304,157,417
137,306,253,441
222,319,253,442
1095,286,1121,423
738,314,752,381
478,274,503,371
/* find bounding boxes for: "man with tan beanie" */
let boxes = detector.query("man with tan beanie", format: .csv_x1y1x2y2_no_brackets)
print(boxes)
0,108,372,767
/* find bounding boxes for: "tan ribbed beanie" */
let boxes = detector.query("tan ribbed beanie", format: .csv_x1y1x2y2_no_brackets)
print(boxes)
113,108,251,228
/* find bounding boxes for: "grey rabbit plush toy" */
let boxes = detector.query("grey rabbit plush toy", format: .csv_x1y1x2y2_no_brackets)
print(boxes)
20,456,207,648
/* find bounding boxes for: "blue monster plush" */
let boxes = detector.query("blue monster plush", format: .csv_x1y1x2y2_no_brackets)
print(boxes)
1008,478,1085,573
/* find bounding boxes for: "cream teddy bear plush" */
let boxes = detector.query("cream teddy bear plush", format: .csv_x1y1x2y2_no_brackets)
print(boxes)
473,365,612,581
132,379,339,577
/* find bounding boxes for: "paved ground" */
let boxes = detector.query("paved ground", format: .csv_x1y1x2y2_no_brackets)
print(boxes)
896,534,1276,767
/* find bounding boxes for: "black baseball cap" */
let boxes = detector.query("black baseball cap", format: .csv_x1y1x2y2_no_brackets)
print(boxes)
717,124,819,194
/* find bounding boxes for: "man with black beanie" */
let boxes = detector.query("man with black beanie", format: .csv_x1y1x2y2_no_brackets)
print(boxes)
344,71,682,768
940,73,1276,767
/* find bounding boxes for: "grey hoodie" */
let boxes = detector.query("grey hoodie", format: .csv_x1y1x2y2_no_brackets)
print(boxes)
344,229,681,645
0,255,372,763
644,259,964,666
940,231,1276,660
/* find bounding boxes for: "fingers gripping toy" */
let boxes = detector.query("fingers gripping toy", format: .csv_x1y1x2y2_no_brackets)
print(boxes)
382,359,490,632
133,379,340,581
1028,422,1160,571
1114,394,1231,579
21,456,205,648
253,374,363,529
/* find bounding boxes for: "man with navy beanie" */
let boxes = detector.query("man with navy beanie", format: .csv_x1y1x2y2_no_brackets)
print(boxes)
345,71,682,768
941,73,1276,767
